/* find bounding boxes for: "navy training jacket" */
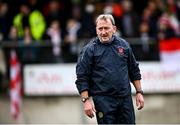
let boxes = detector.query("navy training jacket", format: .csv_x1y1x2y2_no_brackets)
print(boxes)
75,35,141,97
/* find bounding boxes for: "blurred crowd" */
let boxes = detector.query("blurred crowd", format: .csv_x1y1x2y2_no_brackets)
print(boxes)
0,0,180,94
0,1,179,39
0,0,179,57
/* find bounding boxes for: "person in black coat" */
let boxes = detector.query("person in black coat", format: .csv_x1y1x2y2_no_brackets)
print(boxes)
75,14,144,124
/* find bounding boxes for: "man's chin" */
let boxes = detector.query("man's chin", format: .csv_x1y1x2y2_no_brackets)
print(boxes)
101,38,109,43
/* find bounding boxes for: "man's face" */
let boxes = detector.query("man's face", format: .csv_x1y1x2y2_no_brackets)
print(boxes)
96,19,116,43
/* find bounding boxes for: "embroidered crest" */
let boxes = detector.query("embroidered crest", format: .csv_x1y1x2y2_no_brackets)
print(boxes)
118,47,125,55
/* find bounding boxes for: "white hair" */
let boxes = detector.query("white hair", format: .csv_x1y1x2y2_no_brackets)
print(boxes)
96,14,115,25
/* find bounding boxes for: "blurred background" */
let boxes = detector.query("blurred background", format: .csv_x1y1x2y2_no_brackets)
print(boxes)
0,0,180,124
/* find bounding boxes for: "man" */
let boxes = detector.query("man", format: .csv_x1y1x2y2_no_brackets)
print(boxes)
75,14,144,124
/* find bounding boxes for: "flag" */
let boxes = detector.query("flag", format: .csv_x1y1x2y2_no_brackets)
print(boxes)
10,50,22,119
159,37,180,72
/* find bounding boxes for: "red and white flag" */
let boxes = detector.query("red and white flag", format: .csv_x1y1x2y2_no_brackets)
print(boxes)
10,50,22,119
159,37,180,72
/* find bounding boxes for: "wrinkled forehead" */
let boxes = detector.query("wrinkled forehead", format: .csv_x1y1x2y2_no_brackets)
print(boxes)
96,19,113,28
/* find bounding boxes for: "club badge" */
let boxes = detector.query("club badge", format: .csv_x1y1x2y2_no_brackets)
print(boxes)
118,47,125,55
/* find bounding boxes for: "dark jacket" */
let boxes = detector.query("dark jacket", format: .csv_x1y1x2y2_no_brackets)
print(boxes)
75,35,141,97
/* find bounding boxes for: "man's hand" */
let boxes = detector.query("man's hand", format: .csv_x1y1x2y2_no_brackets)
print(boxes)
83,99,96,118
136,93,144,110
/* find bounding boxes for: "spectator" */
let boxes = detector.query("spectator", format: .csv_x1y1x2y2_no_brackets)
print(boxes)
19,26,38,64
13,2,46,41
46,20,64,63
166,0,180,22
13,3,30,39
80,1,96,38
28,0,46,41
158,2,180,39
0,2,11,41
8,26,19,41
43,0,68,32
120,0,139,37
139,22,150,59
141,1,162,38
63,18,81,62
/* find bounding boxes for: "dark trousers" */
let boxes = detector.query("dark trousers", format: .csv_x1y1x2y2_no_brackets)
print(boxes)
92,95,135,124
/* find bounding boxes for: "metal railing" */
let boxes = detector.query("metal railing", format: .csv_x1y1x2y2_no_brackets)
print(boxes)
0,38,160,64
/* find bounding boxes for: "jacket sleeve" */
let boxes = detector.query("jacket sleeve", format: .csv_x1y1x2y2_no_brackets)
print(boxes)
127,44,141,82
75,45,94,94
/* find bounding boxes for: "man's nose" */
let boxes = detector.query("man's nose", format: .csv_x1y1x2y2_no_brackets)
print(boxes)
101,29,106,34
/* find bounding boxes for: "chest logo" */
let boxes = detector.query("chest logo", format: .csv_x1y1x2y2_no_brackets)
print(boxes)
118,47,125,55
